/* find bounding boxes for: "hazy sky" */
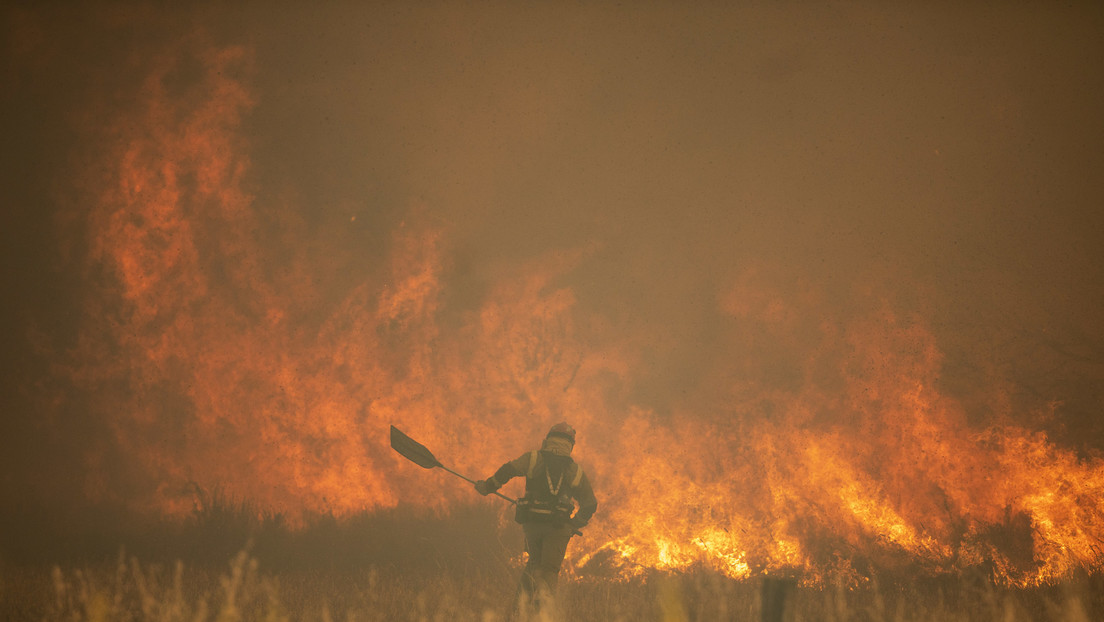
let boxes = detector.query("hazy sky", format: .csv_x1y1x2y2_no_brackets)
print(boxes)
3,2,1103,537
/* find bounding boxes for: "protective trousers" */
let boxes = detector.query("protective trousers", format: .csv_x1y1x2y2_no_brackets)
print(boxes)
519,522,574,606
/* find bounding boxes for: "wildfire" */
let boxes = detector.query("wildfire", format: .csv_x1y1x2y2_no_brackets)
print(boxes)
49,34,1104,589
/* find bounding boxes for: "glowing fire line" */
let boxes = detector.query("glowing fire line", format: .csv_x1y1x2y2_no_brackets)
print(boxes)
49,35,1104,587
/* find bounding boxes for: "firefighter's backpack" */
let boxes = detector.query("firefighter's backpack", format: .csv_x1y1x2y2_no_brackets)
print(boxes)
514,450,583,524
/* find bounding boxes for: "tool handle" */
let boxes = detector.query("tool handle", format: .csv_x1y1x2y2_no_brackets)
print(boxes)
440,465,518,504
440,465,477,485
439,463,580,534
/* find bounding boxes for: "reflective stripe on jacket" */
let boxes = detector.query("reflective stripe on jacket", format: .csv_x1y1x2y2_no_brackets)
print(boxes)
487,450,598,527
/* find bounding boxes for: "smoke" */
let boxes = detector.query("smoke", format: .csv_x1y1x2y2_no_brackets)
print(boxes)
4,1,1104,581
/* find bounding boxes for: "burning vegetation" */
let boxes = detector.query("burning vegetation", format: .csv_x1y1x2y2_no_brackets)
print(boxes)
32,29,1104,590
5,4,1104,617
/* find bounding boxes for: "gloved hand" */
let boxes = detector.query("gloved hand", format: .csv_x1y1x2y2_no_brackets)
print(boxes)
474,480,493,496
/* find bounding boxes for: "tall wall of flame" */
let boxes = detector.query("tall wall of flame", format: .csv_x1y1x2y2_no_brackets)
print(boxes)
7,3,1104,588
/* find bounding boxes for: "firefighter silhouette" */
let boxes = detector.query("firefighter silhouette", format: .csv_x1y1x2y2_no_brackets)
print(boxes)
475,422,598,613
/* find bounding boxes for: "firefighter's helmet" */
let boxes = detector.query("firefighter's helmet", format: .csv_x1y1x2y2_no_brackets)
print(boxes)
546,422,576,444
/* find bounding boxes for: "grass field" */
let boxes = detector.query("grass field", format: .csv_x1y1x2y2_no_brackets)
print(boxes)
2,501,1100,621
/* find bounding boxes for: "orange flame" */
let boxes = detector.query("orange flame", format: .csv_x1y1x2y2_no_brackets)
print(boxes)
53,36,1104,588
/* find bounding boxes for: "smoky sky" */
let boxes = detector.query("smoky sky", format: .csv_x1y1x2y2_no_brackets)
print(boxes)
3,1,1104,530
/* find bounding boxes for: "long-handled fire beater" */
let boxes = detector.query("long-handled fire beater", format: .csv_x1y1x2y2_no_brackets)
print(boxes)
390,425,581,536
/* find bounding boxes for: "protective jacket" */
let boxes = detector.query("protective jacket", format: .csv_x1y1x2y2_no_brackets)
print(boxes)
483,439,597,529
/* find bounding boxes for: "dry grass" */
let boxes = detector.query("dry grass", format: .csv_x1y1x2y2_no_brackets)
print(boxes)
1,500,1100,621
3,554,1099,622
